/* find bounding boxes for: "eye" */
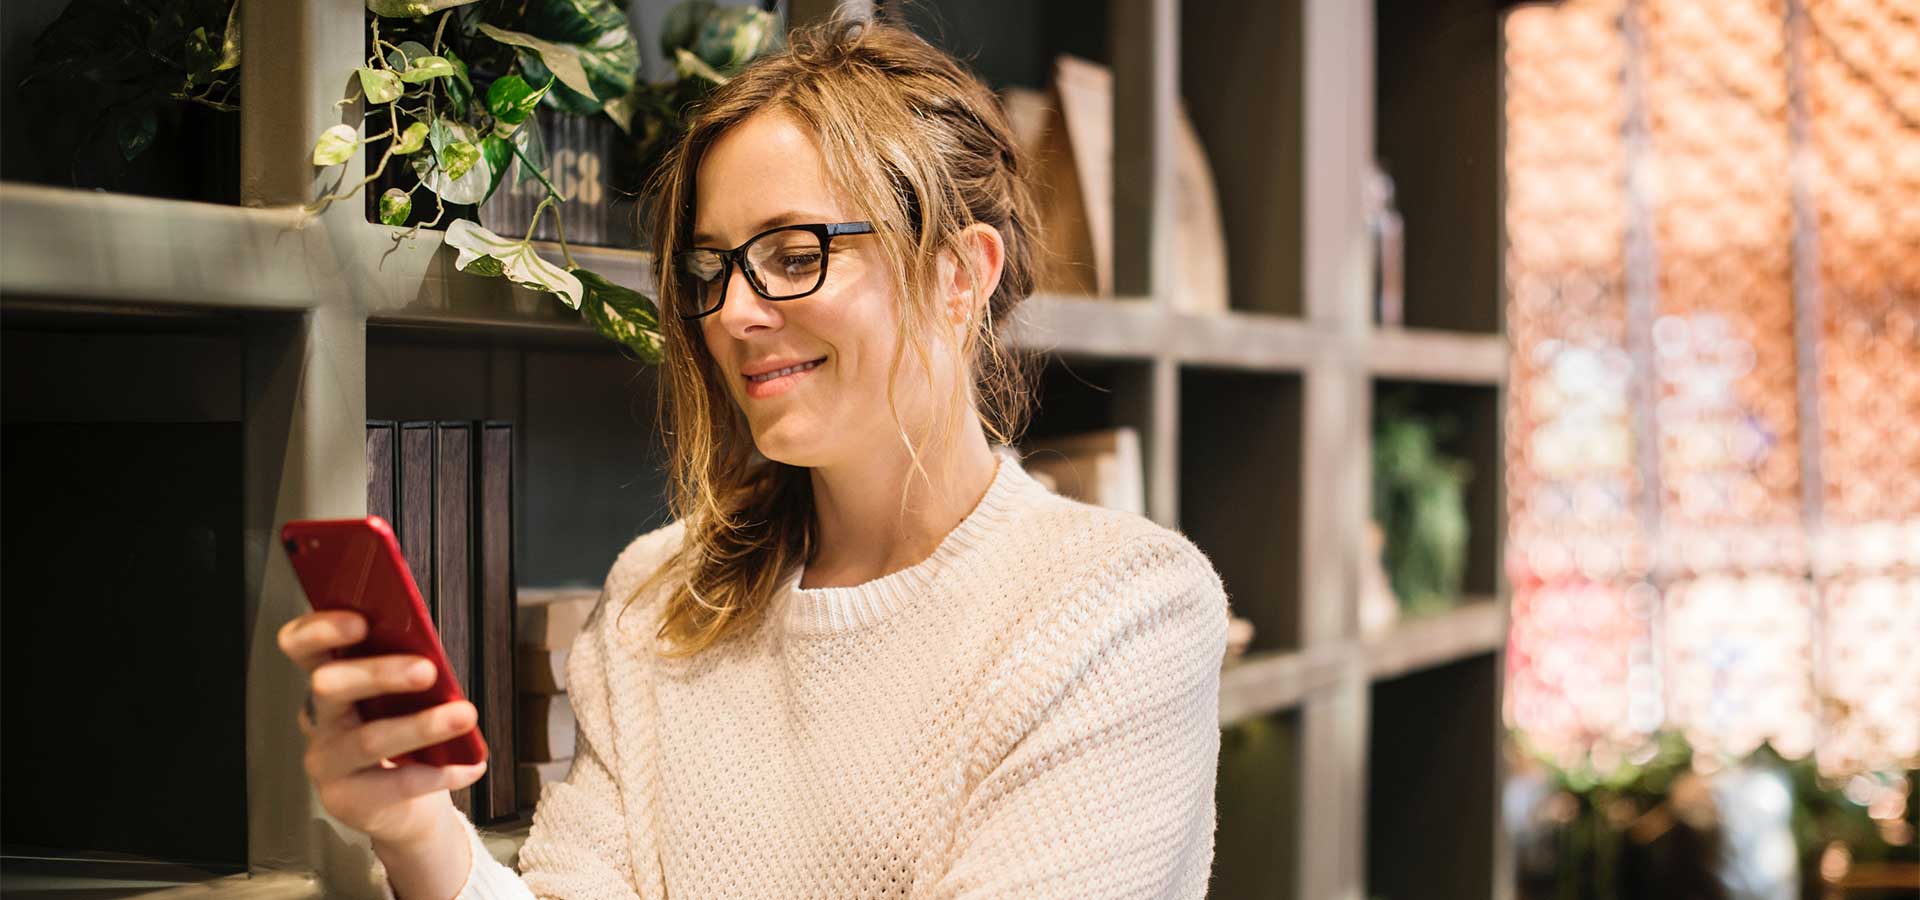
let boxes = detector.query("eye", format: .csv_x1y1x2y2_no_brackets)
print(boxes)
779,251,823,273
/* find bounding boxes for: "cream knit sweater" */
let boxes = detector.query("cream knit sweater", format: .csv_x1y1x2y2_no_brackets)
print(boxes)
373,445,1230,899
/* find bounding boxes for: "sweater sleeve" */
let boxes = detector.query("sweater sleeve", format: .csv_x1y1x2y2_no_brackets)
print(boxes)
922,534,1231,900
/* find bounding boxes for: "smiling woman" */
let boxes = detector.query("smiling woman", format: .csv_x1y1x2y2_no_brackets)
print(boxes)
285,11,1232,900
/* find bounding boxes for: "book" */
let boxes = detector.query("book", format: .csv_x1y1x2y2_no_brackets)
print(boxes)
518,646,570,695
396,422,436,612
433,422,476,816
472,421,518,823
518,759,572,805
517,588,600,650
367,421,396,526
1019,427,1147,516
519,694,577,762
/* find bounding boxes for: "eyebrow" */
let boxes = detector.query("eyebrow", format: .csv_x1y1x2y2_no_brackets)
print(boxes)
690,210,834,247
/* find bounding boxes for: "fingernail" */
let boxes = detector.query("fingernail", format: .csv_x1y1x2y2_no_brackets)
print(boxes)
408,661,435,684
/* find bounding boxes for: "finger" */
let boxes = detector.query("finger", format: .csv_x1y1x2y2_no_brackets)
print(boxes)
310,653,437,713
309,700,478,782
307,654,433,733
277,611,368,671
319,760,489,827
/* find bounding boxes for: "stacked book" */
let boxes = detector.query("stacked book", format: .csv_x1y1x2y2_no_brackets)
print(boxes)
515,588,599,805
367,420,519,824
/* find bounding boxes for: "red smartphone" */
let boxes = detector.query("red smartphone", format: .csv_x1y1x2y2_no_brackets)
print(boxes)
280,515,488,768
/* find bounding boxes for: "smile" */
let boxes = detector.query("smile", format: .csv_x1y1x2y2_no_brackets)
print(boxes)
746,358,826,383
743,357,827,399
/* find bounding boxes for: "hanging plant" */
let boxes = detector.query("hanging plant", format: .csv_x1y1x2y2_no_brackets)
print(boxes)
14,0,241,194
304,0,660,362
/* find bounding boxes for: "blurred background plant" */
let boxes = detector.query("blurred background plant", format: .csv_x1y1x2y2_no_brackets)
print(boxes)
1507,731,1919,900
1373,388,1474,618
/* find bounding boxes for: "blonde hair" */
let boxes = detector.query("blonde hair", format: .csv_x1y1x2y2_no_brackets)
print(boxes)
623,14,1042,657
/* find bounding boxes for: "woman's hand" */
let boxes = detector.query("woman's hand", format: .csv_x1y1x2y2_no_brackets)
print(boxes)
277,608,487,850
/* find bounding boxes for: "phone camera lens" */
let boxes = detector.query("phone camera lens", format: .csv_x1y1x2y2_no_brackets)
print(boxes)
283,537,299,556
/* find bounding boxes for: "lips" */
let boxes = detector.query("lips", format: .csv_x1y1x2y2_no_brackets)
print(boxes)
741,356,827,400
744,357,827,383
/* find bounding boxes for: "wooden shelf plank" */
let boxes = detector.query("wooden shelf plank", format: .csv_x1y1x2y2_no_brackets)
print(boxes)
0,183,322,313
1175,307,1324,372
1218,647,1347,725
1010,293,1167,358
1367,328,1508,385
1363,599,1506,681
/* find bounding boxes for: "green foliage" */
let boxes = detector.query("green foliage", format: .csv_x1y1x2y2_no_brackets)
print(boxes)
15,0,241,188
1372,391,1473,615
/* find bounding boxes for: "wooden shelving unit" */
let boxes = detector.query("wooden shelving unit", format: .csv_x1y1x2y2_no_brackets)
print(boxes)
0,0,1510,897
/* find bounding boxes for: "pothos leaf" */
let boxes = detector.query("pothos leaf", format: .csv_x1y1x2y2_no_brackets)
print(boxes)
378,187,412,225
312,123,358,165
399,55,454,83
216,2,241,72
480,135,512,204
392,120,429,155
486,73,551,127
358,67,403,104
475,23,594,100
444,218,584,309
366,0,481,18
574,266,665,363
441,139,479,180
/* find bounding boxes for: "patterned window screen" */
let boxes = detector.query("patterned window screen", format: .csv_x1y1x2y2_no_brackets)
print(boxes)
1502,0,1918,792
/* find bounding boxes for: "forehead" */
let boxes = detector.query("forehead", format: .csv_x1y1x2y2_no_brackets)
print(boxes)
691,110,848,246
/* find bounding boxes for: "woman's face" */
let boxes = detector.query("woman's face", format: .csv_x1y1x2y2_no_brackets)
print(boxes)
692,109,959,468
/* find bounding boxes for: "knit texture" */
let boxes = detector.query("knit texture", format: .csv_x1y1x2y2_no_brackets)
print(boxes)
373,445,1230,899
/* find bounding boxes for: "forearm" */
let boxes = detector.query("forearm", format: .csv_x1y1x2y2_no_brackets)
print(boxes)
372,799,473,900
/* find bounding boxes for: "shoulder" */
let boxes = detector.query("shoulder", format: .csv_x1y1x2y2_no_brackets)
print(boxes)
1011,481,1226,613
584,518,690,634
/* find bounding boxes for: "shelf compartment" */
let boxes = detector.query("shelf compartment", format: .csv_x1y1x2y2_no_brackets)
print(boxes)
1180,367,1304,653
3,324,250,874
893,0,1111,91
1371,379,1503,600
1182,0,1304,317
1219,646,1346,725
1212,710,1303,900
1364,599,1505,681
1375,0,1502,334
367,329,670,588
1366,653,1500,900
1367,328,1508,385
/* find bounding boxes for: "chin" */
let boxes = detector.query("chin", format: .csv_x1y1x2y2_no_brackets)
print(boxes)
748,419,831,468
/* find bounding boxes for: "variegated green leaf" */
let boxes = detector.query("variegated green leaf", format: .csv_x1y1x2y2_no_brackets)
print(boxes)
392,120,429,155
367,0,480,16
475,23,594,100
311,124,358,166
576,267,664,363
358,67,403,104
378,188,412,226
441,140,479,180
411,149,490,205
399,55,455,83
444,219,584,309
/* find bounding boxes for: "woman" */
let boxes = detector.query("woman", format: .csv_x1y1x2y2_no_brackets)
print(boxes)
279,16,1229,899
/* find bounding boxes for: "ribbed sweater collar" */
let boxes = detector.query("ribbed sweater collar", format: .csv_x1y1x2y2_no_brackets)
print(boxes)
778,444,1036,636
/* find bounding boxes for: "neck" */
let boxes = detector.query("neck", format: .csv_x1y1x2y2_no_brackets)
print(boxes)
801,420,1001,590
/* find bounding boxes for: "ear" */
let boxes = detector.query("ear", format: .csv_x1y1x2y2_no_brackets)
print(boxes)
938,222,1006,331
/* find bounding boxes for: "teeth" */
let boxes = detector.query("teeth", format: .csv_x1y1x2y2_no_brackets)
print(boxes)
748,359,823,383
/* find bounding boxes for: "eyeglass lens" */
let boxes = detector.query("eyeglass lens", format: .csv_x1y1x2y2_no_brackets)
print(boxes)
678,227,828,317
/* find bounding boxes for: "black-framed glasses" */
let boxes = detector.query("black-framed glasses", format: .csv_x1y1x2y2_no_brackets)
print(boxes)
674,221,875,320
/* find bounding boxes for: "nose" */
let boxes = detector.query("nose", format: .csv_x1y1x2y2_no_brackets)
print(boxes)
715,260,781,338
